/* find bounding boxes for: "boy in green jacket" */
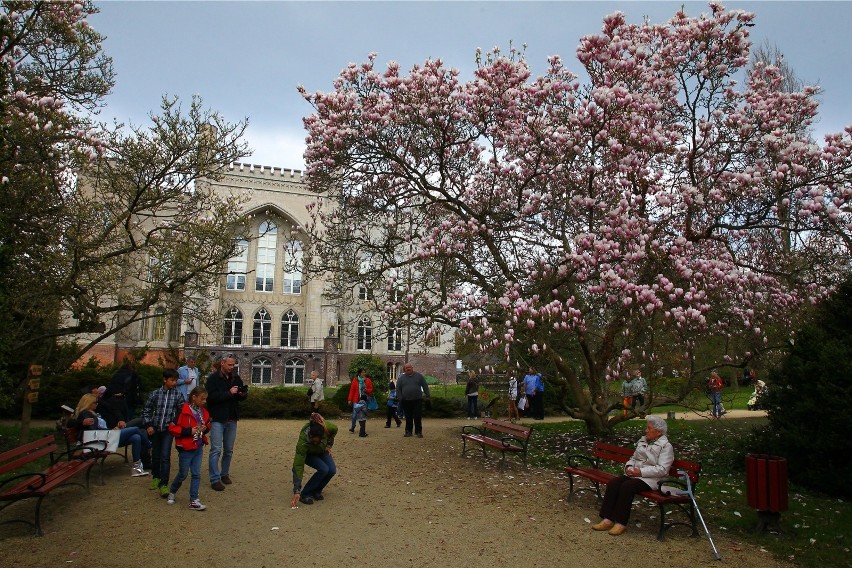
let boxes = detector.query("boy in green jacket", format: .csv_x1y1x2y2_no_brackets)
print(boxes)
291,413,338,506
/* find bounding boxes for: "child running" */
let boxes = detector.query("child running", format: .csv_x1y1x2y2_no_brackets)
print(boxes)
167,386,211,511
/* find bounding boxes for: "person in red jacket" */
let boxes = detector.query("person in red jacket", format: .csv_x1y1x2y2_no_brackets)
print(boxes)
347,368,373,434
167,387,211,511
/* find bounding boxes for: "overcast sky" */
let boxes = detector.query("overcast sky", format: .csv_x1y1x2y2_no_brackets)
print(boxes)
90,1,852,171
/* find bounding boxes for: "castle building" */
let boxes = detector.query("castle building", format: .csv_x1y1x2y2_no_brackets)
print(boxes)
84,162,456,386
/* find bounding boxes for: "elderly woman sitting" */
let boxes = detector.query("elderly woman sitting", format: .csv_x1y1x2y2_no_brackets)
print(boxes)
592,415,674,536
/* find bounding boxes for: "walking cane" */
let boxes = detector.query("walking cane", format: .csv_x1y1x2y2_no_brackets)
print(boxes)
668,469,722,561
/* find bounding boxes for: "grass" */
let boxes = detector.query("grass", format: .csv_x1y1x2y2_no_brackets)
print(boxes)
524,417,850,568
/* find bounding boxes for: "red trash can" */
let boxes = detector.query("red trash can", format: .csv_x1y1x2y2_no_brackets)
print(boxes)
745,454,788,532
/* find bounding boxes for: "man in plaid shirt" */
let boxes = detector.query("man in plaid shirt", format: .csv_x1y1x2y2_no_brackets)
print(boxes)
143,368,184,497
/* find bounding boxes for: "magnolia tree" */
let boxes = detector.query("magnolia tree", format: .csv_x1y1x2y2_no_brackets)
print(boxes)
0,2,251,400
300,4,852,433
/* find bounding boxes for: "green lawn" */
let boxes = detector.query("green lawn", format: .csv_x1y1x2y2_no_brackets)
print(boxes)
525,418,850,568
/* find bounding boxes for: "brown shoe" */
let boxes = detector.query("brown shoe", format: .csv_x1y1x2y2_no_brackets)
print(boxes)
221,475,232,485
211,481,226,491
608,524,627,536
591,520,614,531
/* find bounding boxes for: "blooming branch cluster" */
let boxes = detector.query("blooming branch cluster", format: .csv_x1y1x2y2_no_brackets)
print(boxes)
301,3,851,426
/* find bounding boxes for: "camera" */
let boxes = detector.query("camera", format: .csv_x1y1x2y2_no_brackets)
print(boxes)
236,384,248,395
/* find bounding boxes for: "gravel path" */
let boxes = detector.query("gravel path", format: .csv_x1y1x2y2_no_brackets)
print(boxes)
0,416,786,568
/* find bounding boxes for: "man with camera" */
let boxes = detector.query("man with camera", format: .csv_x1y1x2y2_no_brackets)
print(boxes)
206,354,248,491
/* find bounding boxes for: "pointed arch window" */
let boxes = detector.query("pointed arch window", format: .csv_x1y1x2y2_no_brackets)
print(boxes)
282,240,303,294
357,317,372,350
227,239,248,291
387,322,402,352
281,309,300,348
152,307,167,341
252,308,272,346
223,307,243,345
255,221,277,292
251,357,273,385
284,358,305,385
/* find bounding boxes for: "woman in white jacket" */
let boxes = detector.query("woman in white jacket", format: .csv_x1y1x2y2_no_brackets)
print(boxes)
592,415,674,536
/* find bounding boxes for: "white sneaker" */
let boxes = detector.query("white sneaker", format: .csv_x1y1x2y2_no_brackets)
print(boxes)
189,499,207,511
167,493,176,505
131,462,149,477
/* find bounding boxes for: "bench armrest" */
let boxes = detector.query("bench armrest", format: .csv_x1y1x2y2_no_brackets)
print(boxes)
0,471,48,491
566,453,597,469
58,444,105,462
656,477,688,496
499,435,527,448
462,425,484,435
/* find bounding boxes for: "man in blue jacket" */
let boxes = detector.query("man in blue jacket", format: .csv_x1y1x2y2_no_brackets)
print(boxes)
176,355,199,400
523,366,545,420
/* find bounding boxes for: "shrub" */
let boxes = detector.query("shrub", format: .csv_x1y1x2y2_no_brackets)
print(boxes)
240,386,336,419
347,355,387,392
748,277,852,498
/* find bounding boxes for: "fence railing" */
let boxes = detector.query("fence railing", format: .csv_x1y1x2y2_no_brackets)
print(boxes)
197,335,328,350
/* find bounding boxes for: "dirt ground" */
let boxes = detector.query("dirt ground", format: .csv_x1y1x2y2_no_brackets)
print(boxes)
0,413,788,568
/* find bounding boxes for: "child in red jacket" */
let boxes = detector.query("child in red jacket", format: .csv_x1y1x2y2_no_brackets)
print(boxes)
167,387,211,511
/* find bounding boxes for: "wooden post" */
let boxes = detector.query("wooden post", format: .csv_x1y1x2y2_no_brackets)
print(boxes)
20,364,42,444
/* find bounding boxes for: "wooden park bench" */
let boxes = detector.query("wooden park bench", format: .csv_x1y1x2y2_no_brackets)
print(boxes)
461,417,533,467
0,434,98,536
60,424,128,485
564,440,702,540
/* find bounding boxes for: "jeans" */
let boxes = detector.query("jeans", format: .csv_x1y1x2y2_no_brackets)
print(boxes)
209,420,237,483
170,445,203,501
118,426,151,462
151,430,174,485
301,451,337,497
711,391,723,417
466,395,479,418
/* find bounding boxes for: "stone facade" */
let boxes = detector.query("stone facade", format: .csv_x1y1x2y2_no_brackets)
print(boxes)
78,162,456,386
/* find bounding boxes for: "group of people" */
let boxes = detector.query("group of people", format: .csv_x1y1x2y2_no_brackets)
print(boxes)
463,366,545,423
67,354,248,511
291,362,431,507
344,363,431,439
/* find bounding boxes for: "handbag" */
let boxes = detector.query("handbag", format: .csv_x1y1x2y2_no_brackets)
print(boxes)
367,395,379,411
518,395,528,411
82,429,121,453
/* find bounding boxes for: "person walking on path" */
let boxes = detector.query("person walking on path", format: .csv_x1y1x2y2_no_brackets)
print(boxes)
176,356,200,401
621,370,646,416
506,372,520,423
523,366,545,420
167,386,211,511
396,363,430,438
142,368,184,497
291,413,338,506
307,370,324,411
347,368,373,433
708,371,725,418
465,372,480,420
385,380,402,428
206,353,248,491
